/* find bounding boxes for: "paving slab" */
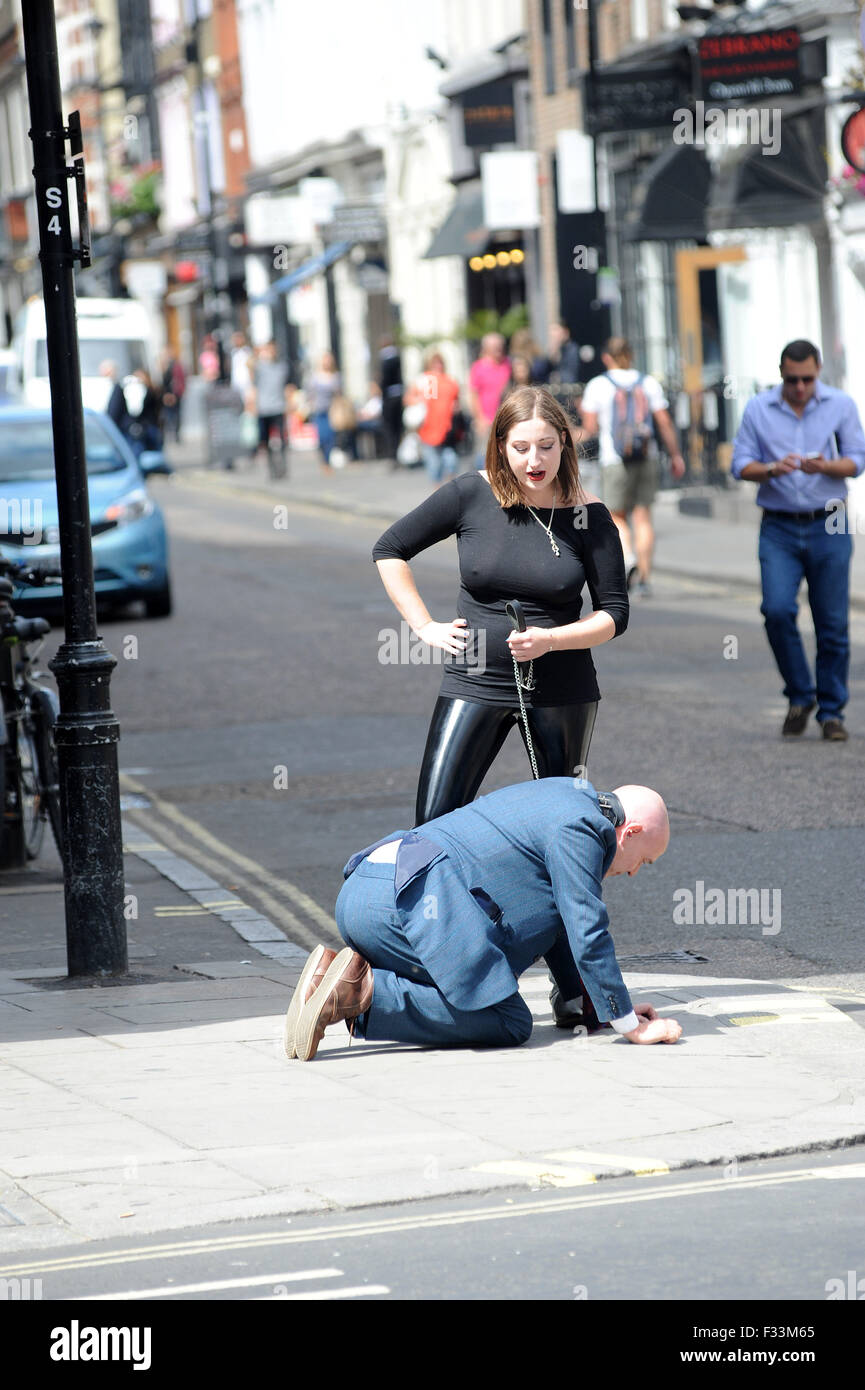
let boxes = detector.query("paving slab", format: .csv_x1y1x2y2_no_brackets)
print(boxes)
2,963,864,1244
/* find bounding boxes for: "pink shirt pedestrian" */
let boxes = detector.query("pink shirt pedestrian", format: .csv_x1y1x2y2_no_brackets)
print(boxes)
469,356,512,425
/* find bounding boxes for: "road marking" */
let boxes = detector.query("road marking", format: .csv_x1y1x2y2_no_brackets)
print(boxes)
0,883,63,896
123,810,321,950
120,772,335,936
727,1013,780,1026
6,1161,864,1279
471,1161,595,1188
81,1267,343,1300
546,1149,670,1176
153,906,216,917
255,1285,390,1301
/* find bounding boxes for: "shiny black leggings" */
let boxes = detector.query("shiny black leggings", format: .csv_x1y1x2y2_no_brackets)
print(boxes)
414,695,598,1005
415,696,598,826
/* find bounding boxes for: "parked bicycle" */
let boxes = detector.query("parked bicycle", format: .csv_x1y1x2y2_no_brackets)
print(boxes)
0,556,62,868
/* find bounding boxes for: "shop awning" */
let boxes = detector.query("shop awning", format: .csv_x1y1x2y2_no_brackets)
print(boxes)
707,111,827,231
622,144,711,242
424,181,489,260
252,239,355,303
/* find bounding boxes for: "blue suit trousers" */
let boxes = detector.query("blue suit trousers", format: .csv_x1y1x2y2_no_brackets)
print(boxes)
336,859,537,1047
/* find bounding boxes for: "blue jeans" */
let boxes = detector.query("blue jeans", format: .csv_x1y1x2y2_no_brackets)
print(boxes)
421,442,457,484
758,511,852,721
313,411,335,463
335,859,533,1047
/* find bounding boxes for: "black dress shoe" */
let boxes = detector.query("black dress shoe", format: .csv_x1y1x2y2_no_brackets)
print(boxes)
550,982,608,1032
821,719,848,742
782,703,815,736
550,983,585,1029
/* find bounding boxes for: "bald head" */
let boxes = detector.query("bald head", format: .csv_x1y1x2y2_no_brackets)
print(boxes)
605,785,670,878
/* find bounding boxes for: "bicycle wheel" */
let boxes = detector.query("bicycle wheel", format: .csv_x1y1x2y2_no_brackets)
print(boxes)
33,711,62,859
17,724,46,860
0,741,7,866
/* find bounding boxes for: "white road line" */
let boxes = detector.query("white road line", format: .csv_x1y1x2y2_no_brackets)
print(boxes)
254,1285,390,1301
81,1268,343,1300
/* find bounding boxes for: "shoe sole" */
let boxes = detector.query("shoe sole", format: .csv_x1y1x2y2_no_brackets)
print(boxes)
283,944,328,1059
295,947,356,1062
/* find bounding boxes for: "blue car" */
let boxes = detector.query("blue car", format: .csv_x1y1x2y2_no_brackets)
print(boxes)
0,407,173,617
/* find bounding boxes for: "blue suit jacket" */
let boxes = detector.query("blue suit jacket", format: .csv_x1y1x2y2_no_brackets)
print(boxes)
342,779,633,1023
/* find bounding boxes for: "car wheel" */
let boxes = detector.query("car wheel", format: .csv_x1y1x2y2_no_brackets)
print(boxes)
144,580,173,619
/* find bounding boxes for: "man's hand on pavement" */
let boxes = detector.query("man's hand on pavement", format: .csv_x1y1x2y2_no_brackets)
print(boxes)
625,1008,682,1044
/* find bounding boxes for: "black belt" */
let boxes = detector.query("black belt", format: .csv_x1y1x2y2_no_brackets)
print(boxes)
761,506,836,523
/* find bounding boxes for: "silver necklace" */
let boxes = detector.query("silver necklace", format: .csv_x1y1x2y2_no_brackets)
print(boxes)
524,488,560,556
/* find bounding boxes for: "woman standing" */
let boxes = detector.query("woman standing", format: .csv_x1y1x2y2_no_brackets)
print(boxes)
405,351,461,488
373,386,628,825
307,351,342,468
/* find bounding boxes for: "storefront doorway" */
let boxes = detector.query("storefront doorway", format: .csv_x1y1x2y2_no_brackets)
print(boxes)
675,244,746,477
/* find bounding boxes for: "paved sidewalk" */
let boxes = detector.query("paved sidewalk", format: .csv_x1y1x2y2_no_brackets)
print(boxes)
2,442,864,1255
2,834,865,1251
164,441,865,606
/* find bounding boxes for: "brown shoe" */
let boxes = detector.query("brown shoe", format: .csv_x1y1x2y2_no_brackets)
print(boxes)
782,702,815,736
822,719,848,742
295,948,374,1062
283,945,337,1058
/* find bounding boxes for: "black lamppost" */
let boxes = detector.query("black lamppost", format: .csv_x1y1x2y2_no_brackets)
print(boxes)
21,1,127,977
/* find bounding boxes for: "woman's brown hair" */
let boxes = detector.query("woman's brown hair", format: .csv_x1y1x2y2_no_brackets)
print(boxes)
485,386,584,508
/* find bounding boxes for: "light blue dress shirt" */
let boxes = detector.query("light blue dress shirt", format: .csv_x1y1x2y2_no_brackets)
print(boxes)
730,381,865,510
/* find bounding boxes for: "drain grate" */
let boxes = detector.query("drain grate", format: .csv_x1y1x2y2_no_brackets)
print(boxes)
618,948,709,965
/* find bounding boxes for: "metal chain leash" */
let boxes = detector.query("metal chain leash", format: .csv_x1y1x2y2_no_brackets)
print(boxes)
511,652,540,780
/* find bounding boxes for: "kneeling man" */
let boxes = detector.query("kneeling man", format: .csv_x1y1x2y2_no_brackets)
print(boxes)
285,778,683,1061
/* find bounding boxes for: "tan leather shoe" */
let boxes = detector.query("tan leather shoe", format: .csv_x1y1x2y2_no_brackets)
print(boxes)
283,945,338,1058
295,947,374,1062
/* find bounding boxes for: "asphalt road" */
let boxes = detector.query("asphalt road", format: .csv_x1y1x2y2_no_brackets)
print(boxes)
31,471,860,993
8,1144,865,1304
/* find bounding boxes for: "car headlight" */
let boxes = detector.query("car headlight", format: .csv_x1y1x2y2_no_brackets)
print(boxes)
103,488,155,528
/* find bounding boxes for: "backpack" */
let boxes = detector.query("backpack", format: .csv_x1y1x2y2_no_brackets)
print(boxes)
607,372,653,464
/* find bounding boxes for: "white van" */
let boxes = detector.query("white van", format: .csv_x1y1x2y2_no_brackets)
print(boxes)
11,296,156,412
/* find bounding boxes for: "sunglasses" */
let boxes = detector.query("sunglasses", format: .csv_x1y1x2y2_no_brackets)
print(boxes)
783,375,816,385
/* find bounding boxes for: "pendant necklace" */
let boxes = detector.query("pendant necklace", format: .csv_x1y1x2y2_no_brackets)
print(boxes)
525,485,560,556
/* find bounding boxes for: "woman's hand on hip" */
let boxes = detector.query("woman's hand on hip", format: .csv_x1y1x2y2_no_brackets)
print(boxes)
416,618,469,654
507,626,556,660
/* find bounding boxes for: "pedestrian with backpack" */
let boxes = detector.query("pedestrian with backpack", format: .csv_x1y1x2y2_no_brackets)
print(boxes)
579,338,685,596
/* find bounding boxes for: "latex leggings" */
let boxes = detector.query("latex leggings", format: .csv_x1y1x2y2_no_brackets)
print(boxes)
414,696,599,1003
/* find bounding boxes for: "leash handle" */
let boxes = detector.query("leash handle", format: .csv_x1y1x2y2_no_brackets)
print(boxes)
506,599,527,632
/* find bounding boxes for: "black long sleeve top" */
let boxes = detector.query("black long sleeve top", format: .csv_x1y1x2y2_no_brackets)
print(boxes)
372,471,628,706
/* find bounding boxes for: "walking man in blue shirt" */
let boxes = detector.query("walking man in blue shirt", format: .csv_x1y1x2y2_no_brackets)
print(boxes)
731,340,865,741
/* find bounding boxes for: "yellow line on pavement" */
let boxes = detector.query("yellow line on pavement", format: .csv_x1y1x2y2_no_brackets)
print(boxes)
471,1160,596,1188
4,1163,860,1279
120,772,336,936
122,809,322,950
152,907,215,917
546,1150,670,1176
